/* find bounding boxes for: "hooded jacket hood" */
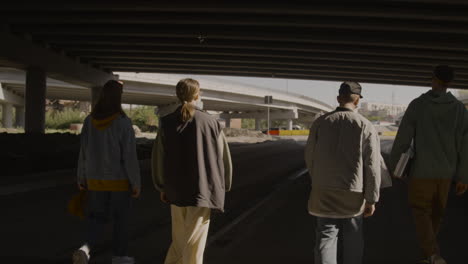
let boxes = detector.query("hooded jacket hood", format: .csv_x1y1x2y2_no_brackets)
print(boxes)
91,113,121,131
421,90,457,104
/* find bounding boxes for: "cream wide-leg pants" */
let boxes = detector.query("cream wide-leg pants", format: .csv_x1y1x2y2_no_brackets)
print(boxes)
164,205,211,264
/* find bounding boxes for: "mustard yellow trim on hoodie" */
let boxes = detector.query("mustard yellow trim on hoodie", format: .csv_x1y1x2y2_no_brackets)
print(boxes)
91,113,120,131
87,179,130,191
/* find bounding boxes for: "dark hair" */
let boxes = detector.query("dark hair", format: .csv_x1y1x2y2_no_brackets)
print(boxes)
433,65,455,83
91,80,126,119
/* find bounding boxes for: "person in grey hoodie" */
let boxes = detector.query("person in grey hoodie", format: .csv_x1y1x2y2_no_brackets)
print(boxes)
390,65,468,264
305,82,381,264
73,80,141,264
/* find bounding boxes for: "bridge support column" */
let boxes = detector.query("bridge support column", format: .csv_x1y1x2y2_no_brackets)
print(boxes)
91,86,102,108
2,103,13,128
255,118,261,130
287,119,293,130
15,106,25,128
25,67,46,134
224,117,231,128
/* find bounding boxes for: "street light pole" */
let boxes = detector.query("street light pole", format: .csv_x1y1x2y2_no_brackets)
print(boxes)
267,105,270,134
265,95,273,134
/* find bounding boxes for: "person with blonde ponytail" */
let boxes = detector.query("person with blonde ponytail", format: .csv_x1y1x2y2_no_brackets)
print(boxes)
152,78,232,264
176,78,199,122
73,80,141,264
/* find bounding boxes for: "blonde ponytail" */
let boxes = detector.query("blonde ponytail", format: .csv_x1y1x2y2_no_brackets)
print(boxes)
176,78,200,122
180,101,196,123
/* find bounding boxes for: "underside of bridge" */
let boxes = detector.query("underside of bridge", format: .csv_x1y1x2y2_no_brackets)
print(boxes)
1,1,468,132
2,1,468,89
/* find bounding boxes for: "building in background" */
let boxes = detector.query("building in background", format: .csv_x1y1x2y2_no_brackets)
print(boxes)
358,102,407,124
360,102,407,117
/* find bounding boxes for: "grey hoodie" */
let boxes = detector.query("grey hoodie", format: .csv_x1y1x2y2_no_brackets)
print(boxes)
390,91,468,183
77,114,141,191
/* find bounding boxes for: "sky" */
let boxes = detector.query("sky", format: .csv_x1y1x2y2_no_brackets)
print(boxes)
187,74,459,108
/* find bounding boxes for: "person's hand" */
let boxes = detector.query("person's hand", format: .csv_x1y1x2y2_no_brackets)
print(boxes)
132,187,141,198
363,203,376,218
160,192,169,204
456,182,468,196
78,183,86,191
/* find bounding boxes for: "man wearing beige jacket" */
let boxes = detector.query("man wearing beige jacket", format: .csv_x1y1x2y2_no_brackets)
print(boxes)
305,82,381,264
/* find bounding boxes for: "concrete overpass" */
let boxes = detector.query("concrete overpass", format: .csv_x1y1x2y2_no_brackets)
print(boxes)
1,1,468,132
458,90,468,107
0,69,332,129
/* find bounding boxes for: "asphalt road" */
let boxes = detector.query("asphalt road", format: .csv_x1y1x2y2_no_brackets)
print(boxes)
2,138,467,264
208,139,468,264
0,139,306,264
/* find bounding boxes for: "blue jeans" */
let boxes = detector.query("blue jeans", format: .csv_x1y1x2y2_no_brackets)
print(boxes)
86,191,132,257
314,215,364,264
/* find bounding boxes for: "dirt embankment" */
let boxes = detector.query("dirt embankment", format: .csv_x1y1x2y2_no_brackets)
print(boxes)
0,133,153,177
1,128,276,176
223,128,273,143
136,128,274,143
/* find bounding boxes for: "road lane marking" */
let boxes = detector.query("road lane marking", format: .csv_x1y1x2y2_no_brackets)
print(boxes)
207,168,308,246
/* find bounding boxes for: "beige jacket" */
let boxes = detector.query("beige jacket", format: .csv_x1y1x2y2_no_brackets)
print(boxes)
305,107,381,218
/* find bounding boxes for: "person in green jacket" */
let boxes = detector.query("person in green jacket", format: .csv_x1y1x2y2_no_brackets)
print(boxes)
390,65,468,264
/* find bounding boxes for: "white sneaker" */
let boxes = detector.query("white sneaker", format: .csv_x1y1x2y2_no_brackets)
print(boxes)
72,249,89,264
112,256,135,264
430,254,447,264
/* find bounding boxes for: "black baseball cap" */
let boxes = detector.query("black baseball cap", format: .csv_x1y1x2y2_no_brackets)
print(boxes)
433,65,454,83
339,81,363,98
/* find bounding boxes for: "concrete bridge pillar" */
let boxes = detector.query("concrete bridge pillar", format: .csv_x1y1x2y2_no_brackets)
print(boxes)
91,86,102,108
2,103,13,128
287,119,293,130
15,106,25,128
224,117,231,128
25,67,46,134
255,118,262,130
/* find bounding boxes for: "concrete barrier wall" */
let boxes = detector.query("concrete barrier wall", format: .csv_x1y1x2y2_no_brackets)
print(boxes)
269,130,396,137
380,131,397,137
279,130,310,136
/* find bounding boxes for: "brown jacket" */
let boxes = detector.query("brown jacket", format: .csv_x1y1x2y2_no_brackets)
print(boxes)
152,108,232,211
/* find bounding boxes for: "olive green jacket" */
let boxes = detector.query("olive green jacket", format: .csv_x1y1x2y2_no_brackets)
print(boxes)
390,91,468,184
